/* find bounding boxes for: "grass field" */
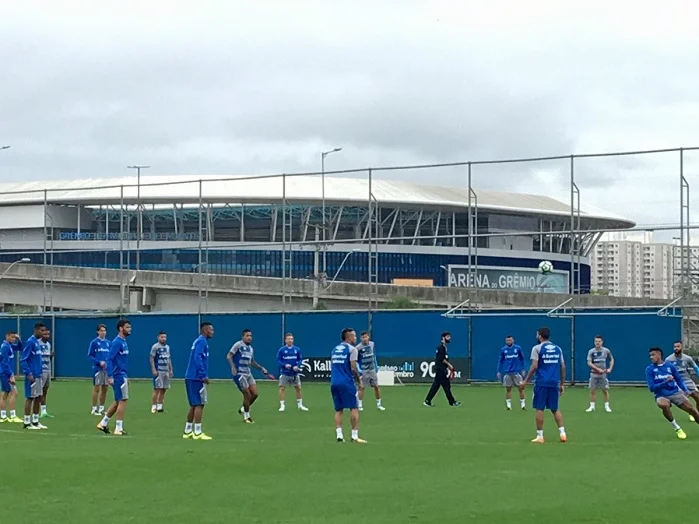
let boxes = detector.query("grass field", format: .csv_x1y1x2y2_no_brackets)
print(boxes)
1,380,696,523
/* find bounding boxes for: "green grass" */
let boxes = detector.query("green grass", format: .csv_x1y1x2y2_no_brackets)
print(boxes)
1,381,696,523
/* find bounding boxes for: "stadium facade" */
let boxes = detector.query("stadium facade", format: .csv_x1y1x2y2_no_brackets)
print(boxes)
0,175,635,293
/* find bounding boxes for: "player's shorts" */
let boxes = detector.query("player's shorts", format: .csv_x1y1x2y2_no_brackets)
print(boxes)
93,370,108,387
683,379,698,393
360,370,379,388
42,371,51,388
331,383,358,411
532,385,560,412
185,379,207,407
279,374,301,387
0,374,14,394
657,392,688,406
113,375,129,402
24,376,43,399
153,373,171,390
503,372,523,388
234,373,256,391
589,374,609,390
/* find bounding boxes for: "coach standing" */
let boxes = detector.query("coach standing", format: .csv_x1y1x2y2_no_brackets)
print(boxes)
424,331,461,407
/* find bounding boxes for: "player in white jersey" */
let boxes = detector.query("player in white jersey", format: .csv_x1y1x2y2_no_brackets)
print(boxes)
150,331,173,413
665,341,699,421
586,335,614,413
39,329,54,418
356,332,385,411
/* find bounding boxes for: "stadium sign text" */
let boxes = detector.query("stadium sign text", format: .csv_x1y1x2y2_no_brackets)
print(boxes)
446,265,568,293
299,357,468,383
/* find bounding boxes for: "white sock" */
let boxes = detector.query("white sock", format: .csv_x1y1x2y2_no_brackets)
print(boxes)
100,415,110,426
40,405,47,414
280,401,285,408
0,410,6,419
91,406,97,413
32,414,39,424
185,422,193,433
115,420,123,432
297,399,303,407
506,399,512,408
152,404,157,410
358,400,364,408
24,415,30,425
98,406,105,413
589,402,595,408
336,427,343,440
244,411,250,420
194,423,202,435
671,419,681,430
157,404,163,410
377,398,382,406
9,410,15,418
520,398,526,407
559,426,566,435
351,429,359,440
604,402,610,408
536,430,544,438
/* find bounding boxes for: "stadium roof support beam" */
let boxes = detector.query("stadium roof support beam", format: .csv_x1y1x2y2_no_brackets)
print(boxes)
411,210,423,246
387,208,399,244
331,206,344,242
433,211,442,247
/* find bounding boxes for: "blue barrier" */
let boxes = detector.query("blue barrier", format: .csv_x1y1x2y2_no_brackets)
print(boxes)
0,309,681,383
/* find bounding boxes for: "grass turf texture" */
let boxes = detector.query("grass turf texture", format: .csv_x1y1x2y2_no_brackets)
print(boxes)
1,381,695,523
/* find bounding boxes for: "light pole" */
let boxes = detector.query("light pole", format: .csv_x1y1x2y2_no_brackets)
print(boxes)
313,248,359,307
0,258,30,280
320,148,342,276
127,165,150,272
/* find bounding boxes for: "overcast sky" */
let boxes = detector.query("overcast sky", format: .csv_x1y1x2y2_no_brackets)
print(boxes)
1,0,699,238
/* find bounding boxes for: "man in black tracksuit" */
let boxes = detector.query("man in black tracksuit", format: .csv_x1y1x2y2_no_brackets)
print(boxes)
424,331,461,407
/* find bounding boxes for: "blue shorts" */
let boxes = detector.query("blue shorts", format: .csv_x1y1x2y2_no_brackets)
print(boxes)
533,385,560,412
112,375,129,402
0,374,13,394
185,379,207,407
331,383,358,412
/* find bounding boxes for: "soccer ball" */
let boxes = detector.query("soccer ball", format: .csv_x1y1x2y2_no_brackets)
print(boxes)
538,260,554,274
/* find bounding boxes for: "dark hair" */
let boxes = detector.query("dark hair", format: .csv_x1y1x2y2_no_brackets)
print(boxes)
505,334,514,339
158,331,167,336
242,329,251,336
674,341,683,345
285,333,293,338
34,322,46,332
97,324,106,332
441,331,451,339
200,322,212,330
594,335,603,340
341,328,355,341
650,347,664,358
538,327,551,340
5,331,15,338
360,331,369,337
116,319,130,331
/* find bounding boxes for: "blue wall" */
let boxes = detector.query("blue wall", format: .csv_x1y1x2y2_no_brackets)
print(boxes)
1,309,680,383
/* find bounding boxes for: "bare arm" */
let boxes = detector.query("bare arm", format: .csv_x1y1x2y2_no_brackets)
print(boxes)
250,358,268,374
560,359,566,392
149,355,157,376
607,352,615,374
523,359,538,383
227,351,238,375
350,359,361,384
587,355,605,374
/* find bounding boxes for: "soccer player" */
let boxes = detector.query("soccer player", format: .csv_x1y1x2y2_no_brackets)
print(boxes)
88,324,111,416
39,328,55,418
276,333,308,412
97,319,131,436
150,331,173,414
424,331,461,407
183,322,214,440
646,346,699,439
356,331,385,411
20,322,48,430
521,327,567,443
331,327,366,443
228,329,272,423
586,335,614,413
664,341,699,422
0,332,22,423
496,335,526,411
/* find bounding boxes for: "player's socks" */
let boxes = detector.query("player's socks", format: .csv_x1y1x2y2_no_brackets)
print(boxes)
586,403,595,412
32,414,40,425
194,423,202,435
559,426,567,442
157,404,163,411
377,399,385,410
671,419,681,430
336,427,344,442
520,399,526,409
40,405,47,415
297,399,309,411
351,429,359,440
10,410,16,418
98,406,105,414
358,400,364,411
185,422,193,433
24,415,30,425
604,402,612,412
151,404,157,413
0,410,6,420
279,401,285,412
506,399,512,410
91,406,97,415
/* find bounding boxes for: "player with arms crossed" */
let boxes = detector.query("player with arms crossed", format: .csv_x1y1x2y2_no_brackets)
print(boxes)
522,327,567,443
356,331,385,411
0,332,22,423
150,331,173,414
496,335,526,411
276,333,308,412
646,346,699,439
586,335,614,413
88,324,110,416
97,319,131,436
664,341,699,422
39,329,54,419
21,323,48,430
183,322,214,440
331,328,366,443
228,329,273,423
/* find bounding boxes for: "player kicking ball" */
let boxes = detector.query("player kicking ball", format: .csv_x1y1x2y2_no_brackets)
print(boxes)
646,347,699,440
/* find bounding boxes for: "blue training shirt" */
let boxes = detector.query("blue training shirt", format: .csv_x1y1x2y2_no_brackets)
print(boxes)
185,335,209,381
0,341,15,376
646,361,688,398
20,335,43,378
330,342,358,387
498,344,525,375
88,337,111,373
530,341,564,388
107,336,129,378
277,345,302,376
356,341,378,373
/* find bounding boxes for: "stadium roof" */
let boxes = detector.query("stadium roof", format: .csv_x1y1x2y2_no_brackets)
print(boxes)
0,174,634,228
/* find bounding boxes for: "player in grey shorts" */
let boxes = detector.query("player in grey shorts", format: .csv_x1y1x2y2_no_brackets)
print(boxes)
39,330,54,419
356,332,385,411
150,331,173,414
665,341,699,421
586,335,614,413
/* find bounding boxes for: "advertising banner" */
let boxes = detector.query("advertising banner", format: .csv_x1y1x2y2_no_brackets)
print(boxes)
447,264,568,293
299,357,469,383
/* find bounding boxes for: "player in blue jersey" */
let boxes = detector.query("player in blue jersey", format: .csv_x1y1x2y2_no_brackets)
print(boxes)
88,324,110,416
97,319,131,436
521,327,567,443
646,347,699,440
150,331,173,414
356,331,385,411
20,322,48,430
276,333,308,412
331,327,366,444
39,329,54,418
496,335,526,411
183,322,214,440
0,331,22,423
228,329,273,423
